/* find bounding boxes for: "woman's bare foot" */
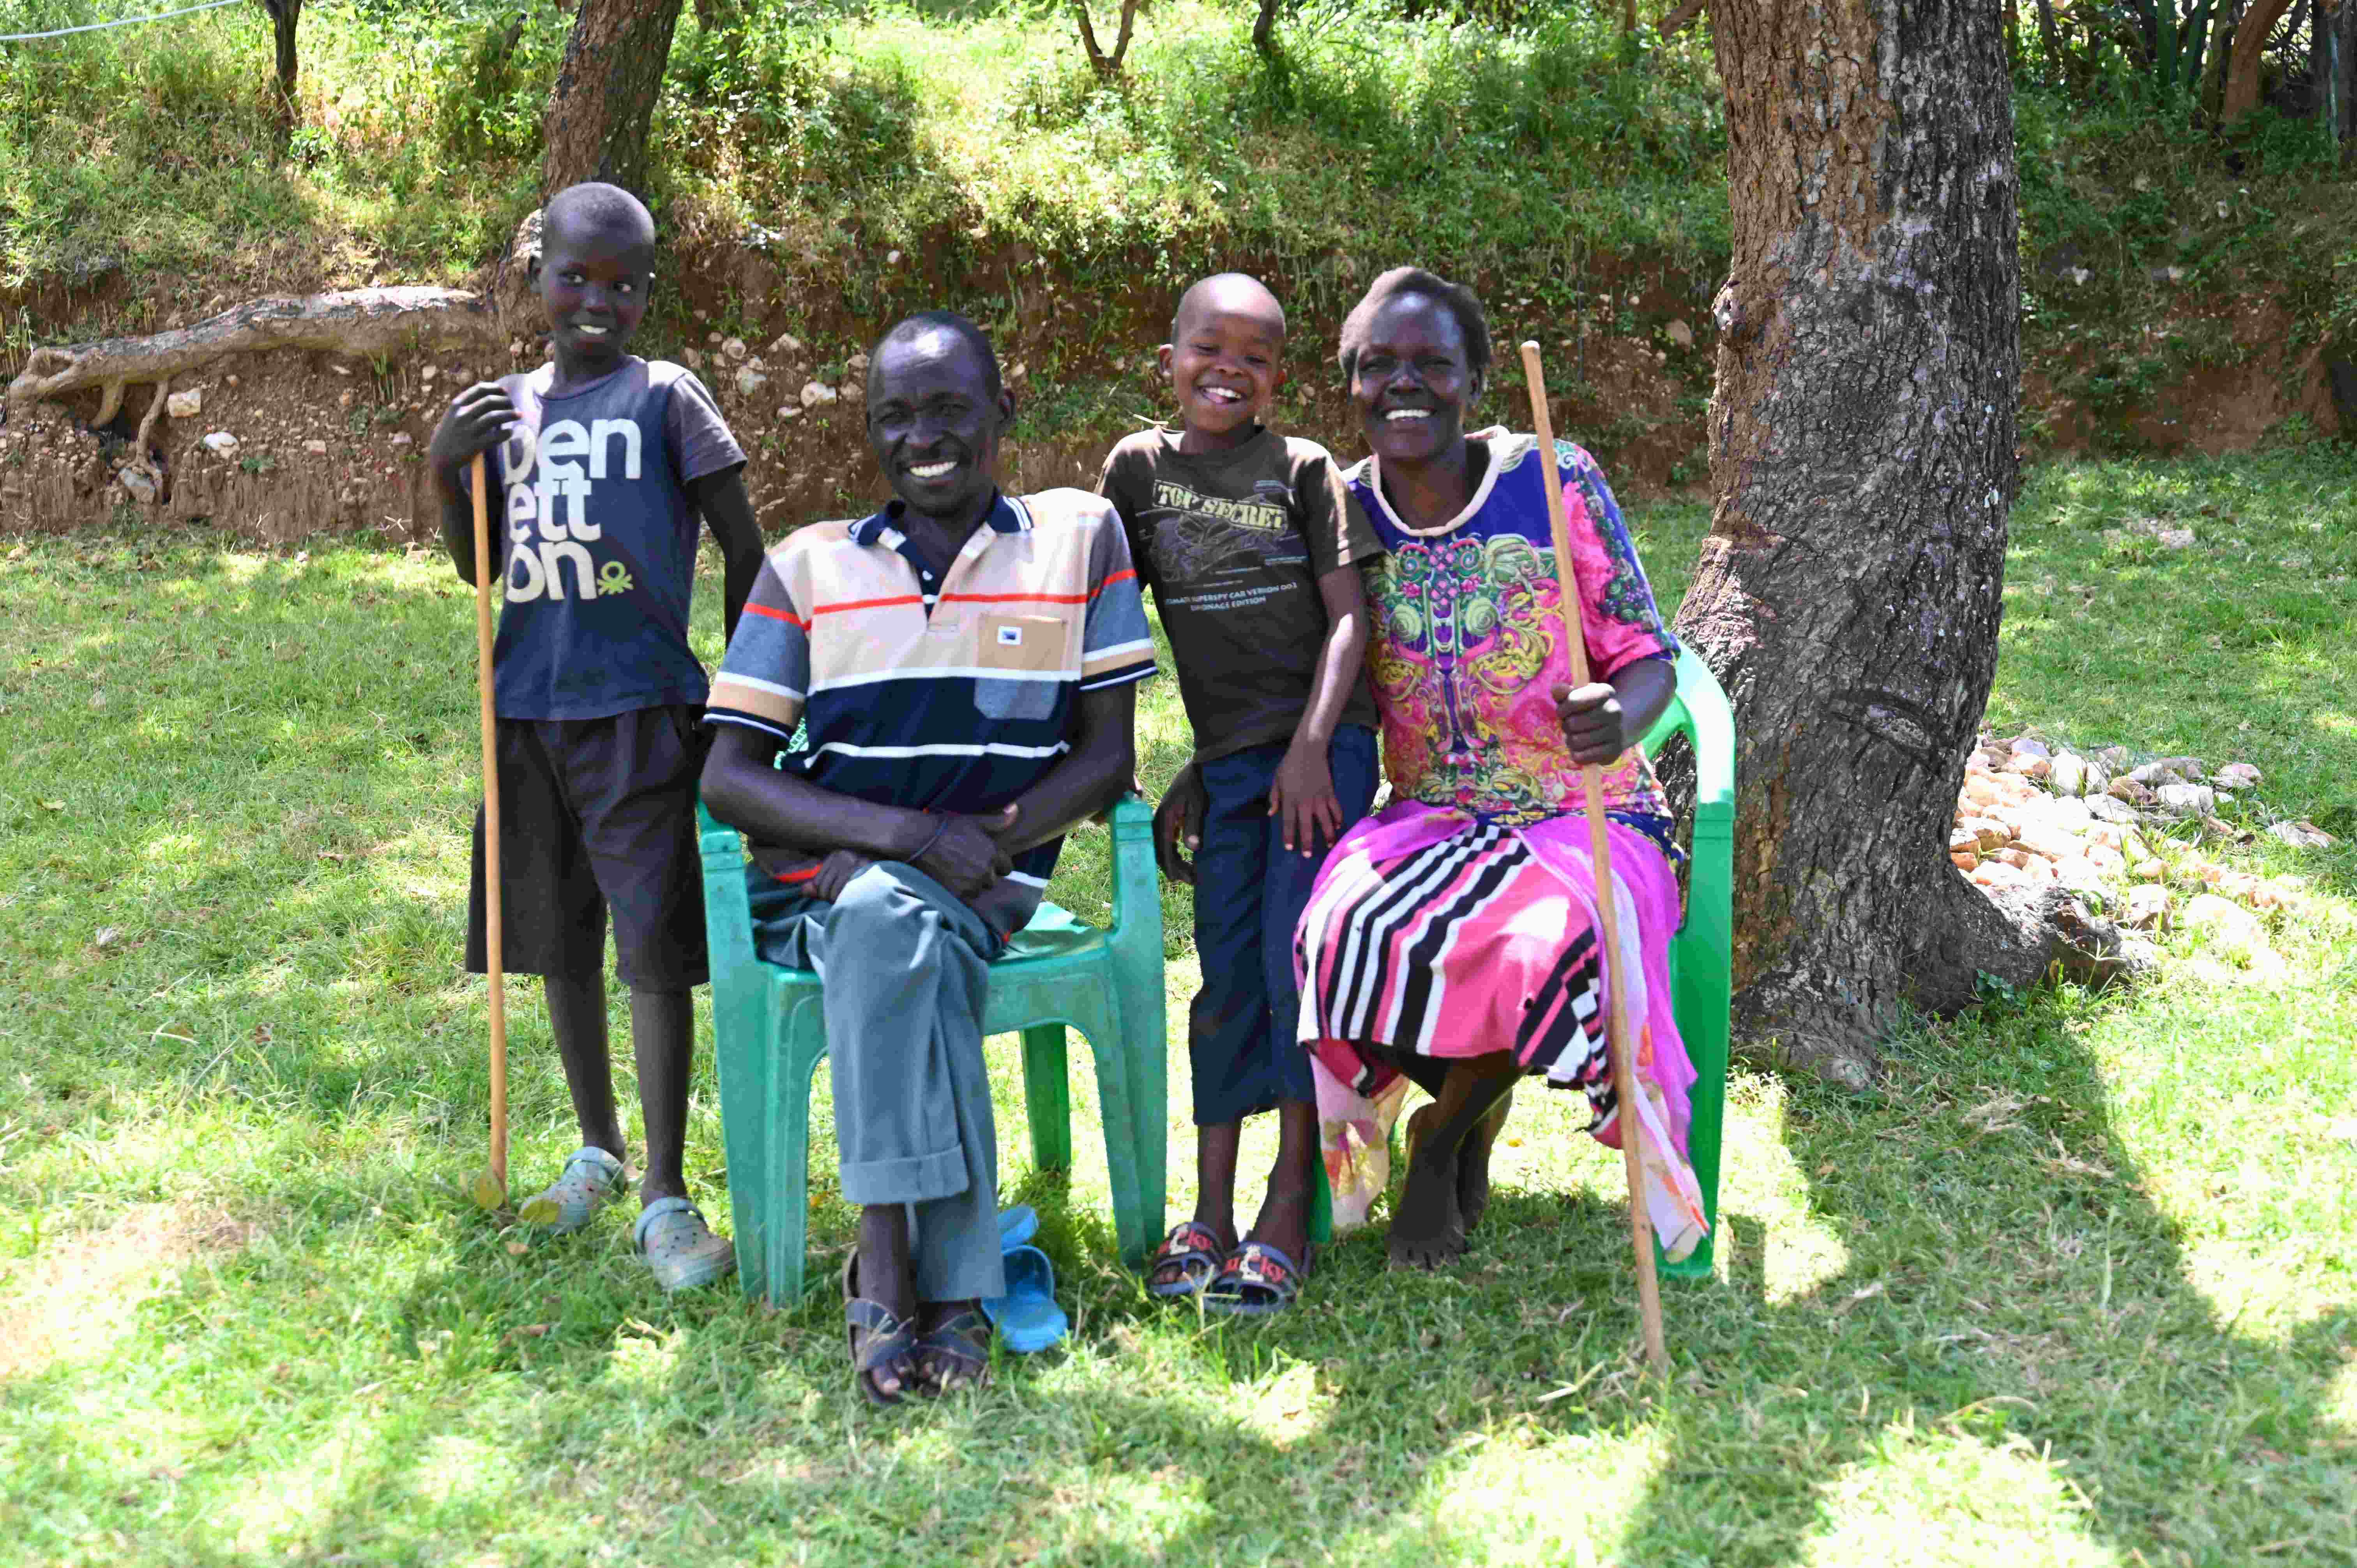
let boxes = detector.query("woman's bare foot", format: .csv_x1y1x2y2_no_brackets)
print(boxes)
1391,1056,1516,1267
1406,1091,1511,1234
1389,1140,1466,1268
1458,1088,1514,1233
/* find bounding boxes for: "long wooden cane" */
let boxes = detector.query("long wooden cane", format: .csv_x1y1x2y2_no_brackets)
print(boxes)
1519,341,1669,1374
467,452,510,1212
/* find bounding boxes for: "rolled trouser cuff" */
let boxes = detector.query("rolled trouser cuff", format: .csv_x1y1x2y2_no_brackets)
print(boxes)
840,1146,971,1208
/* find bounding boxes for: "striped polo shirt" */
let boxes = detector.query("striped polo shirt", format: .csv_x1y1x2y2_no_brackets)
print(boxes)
705,488,1157,935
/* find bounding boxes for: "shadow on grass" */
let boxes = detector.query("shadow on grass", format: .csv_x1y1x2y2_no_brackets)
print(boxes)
208,1002,2345,1566
1607,1018,2356,1566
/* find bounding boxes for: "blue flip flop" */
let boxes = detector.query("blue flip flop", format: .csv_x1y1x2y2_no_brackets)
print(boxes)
999,1204,1039,1250
983,1244,1068,1354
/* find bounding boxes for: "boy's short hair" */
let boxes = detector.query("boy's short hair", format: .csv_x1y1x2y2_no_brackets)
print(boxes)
1168,273,1286,343
543,182,657,246
870,311,1003,402
1336,266,1491,385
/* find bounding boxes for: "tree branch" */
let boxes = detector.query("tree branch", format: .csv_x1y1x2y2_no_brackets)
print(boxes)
1659,0,1705,35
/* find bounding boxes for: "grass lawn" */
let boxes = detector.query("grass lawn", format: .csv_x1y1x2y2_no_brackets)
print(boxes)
1,448,2353,1567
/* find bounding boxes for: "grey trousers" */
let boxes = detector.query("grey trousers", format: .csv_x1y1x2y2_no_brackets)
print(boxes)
747,860,1007,1303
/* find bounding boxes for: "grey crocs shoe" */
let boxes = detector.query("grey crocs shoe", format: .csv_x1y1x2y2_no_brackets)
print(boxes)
516,1146,628,1235
633,1197,737,1293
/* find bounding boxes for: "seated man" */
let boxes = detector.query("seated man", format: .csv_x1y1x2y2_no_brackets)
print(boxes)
700,311,1155,1406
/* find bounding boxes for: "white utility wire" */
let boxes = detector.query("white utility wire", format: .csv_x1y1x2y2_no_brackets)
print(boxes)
1,0,244,41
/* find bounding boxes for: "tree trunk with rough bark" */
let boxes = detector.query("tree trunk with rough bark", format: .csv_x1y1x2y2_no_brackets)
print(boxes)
1676,0,2045,1088
542,0,689,196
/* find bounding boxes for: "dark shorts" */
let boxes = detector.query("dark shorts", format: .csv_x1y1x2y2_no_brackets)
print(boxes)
466,704,709,990
1188,723,1380,1125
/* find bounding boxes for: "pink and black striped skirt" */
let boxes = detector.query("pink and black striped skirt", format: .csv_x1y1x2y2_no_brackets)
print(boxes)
1292,798,1710,1253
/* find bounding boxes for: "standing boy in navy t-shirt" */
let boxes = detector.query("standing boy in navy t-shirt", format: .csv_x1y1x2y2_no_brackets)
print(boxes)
426,182,763,1290
1097,273,1383,1315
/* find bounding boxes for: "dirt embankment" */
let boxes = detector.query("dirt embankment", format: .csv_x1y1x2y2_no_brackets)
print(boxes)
1,233,2345,543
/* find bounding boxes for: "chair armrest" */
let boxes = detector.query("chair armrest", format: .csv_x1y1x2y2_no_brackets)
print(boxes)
696,796,760,976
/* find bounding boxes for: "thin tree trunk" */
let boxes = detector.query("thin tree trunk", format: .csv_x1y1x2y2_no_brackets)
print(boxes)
1074,0,1140,77
542,0,689,196
2032,0,2063,75
1680,0,2041,1086
2202,1,2239,116
2224,0,2298,120
262,0,300,127
2338,0,2355,148
1252,0,1279,54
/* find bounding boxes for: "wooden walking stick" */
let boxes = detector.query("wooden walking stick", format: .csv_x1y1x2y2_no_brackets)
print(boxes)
1519,340,1670,1374
467,452,510,1213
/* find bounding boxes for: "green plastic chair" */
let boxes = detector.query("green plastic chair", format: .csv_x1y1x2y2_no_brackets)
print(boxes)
697,797,1168,1305
1304,646,1733,1279
1635,645,1735,1280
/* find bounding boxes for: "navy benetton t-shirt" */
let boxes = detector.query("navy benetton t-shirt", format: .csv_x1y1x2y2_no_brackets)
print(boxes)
487,357,746,720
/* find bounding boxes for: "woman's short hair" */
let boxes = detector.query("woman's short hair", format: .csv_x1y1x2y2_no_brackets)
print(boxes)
1336,266,1492,385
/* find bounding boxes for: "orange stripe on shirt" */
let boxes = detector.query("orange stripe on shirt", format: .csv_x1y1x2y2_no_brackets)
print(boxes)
936,590,1092,606
744,602,808,629
813,593,928,616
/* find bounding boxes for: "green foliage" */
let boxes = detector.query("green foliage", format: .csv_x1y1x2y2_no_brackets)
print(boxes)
659,8,925,205
0,0,551,285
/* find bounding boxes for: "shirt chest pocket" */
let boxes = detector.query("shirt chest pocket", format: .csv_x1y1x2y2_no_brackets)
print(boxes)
972,611,1071,721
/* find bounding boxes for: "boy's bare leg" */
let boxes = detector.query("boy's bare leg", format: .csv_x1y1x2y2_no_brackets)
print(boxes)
629,987,692,1207
1154,1121,1242,1289
1244,1100,1317,1262
545,973,627,1164
1193,1121,1242,1248
1391,1052,1518,1269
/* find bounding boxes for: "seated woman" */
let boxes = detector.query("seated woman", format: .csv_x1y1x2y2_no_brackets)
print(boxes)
1297,267,1710,1269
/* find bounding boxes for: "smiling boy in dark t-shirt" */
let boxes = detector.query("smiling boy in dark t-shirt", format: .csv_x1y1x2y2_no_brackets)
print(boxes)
426,182,763,1291
1097,272,1383,1315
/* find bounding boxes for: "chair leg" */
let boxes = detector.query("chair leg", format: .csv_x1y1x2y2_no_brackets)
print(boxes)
1019,1024,1073,1174
770,992,828,1306
1308,1150,1334,1247
1069,992,1160,1268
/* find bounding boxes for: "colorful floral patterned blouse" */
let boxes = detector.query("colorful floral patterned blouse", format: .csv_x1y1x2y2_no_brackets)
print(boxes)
1343,429,1679,823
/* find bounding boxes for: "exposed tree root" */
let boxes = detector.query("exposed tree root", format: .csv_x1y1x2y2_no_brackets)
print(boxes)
1732,869,2156,1089
6,287,496,429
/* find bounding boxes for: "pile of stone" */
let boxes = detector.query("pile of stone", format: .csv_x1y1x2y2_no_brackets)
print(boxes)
1951,736,2338,962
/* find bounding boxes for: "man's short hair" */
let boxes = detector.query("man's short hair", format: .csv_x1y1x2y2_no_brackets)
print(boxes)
870,311,1003,403
543,182,656,247
1336,266,1492,385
